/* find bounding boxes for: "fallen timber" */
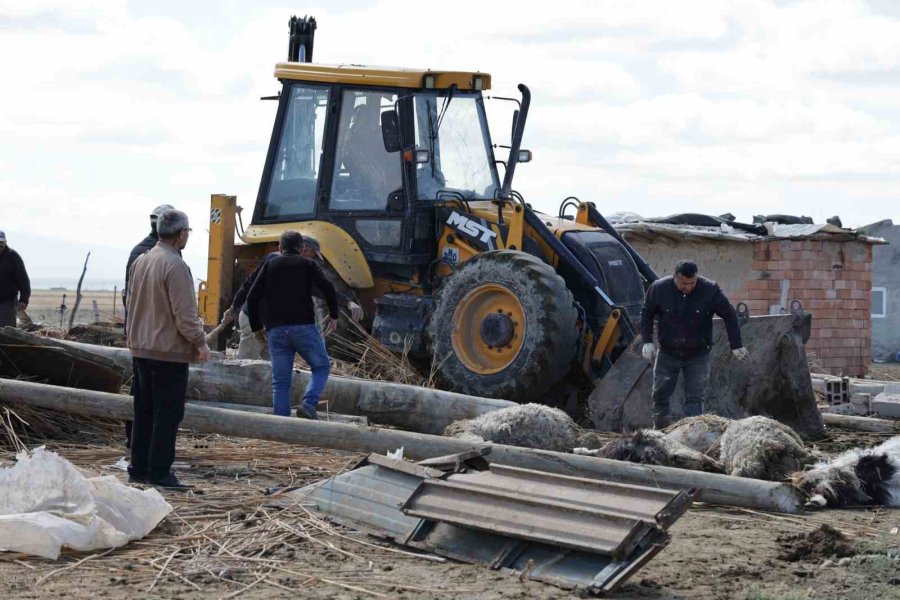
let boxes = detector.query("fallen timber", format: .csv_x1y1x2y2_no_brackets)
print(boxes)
0,378,805,514
54,339,517,434
822,412,900,433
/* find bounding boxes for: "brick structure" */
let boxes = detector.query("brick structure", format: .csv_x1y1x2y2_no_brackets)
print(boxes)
746,239,873,377
617,222,877,377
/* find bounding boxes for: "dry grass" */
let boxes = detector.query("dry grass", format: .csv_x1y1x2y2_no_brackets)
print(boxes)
302,320,436,388
0,410,480,598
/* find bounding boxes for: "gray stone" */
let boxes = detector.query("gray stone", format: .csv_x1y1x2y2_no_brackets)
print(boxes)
872,393,900,419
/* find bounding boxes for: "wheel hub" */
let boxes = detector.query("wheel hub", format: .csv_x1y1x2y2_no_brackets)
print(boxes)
451,283,526,375
480,312,515,347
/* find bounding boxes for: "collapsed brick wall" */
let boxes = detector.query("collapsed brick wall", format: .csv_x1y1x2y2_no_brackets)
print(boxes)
745,239,872,377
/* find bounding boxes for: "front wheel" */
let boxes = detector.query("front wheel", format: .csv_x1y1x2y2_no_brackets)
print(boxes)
428,250,578,403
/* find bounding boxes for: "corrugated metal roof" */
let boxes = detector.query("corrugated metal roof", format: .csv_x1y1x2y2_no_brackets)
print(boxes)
403,464,691,558
290,454,695,594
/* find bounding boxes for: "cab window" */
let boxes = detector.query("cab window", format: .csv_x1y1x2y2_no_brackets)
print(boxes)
262,84,329,219
329,90,402,211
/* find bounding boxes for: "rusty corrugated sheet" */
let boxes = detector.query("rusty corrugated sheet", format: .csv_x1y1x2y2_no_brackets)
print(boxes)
402,464,691,558
292,454,695,594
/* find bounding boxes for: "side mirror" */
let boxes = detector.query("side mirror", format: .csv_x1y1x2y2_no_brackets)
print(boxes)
381,110,401,153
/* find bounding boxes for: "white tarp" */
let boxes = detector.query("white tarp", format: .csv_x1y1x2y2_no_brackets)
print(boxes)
0,447,172,559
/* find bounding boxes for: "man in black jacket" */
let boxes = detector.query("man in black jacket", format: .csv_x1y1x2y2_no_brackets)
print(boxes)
124,204,174,310
246,231,339,420
0,231,31,328
640,260,749,428
122,204,173,447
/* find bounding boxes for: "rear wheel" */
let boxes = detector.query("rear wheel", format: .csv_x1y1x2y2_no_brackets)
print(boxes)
429,250,578,403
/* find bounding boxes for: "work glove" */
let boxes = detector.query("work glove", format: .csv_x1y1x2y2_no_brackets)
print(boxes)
322,316,338,337
347,301,364,322
195,343,211,363
641,343,656,362
253,330,267,344
732,347,750,361
221,306,237,324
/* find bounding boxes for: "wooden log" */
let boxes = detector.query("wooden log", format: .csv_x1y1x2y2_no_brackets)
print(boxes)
54,339,516,434
822,412,900,433
0,326,123,393
0,378,804,513
188,400,368,425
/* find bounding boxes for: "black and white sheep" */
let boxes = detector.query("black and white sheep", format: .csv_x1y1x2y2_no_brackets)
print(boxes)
793,436,900,508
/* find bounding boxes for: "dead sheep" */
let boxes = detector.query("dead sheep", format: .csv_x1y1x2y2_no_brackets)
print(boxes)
718,416,813,481
793,436,900,508
594,429,724,473
444,404,587,452
663,414,732,458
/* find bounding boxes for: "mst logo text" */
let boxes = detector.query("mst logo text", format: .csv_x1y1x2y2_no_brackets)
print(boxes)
446,211,498,247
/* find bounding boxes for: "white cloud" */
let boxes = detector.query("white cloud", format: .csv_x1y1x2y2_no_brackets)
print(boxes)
2,0,900,282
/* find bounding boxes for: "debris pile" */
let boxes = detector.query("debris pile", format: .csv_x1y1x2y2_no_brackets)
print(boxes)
776,525,857,562
292,451,695,595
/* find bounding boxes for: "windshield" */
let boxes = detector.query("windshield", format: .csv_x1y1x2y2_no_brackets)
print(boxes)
414,92,499,200
261,84,329,219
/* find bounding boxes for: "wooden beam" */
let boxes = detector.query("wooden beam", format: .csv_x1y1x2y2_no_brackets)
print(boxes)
822,412,900,433
54,339,516,434
0,378,804,514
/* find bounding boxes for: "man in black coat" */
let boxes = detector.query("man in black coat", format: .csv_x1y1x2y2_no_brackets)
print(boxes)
0,231,31,328
640,260,749,428
122,204,173,447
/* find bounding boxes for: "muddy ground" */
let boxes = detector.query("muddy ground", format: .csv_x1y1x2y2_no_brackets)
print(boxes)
2,433,900,600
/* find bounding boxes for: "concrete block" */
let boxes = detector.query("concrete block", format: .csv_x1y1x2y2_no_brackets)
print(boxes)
872,393,900,419
850,393,871,416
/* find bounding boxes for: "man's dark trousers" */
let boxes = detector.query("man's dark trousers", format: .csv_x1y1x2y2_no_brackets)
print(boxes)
651,350,711,420
129,357,189,481
0,298,15,328
124,359,139,448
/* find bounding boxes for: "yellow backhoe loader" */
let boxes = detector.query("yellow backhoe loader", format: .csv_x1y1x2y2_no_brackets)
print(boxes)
198,16,822,434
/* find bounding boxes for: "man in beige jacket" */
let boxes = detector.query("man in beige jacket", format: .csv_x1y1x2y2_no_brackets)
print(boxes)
126,209,210,490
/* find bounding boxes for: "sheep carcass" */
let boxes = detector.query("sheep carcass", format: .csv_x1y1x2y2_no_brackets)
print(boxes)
664,414,731,458
794,436,900,508
594,429,723,473
719,416,813,481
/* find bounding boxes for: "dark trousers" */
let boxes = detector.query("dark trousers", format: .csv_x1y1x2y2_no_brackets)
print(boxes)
125,359,139,448
651,350,711,418
129,357,189,480
0,298,16,328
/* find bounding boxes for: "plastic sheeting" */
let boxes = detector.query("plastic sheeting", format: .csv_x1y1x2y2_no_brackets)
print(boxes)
0,447,172,559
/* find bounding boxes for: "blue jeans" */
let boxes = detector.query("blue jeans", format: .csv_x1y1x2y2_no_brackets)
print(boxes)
267,324,331,417
651,350,711,419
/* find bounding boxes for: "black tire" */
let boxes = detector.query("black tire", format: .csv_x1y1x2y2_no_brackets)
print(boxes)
428,250,578,403
313,265,366,362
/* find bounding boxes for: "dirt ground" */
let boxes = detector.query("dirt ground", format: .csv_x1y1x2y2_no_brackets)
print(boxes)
3,432,900,600
869,363,900,382
24,289,122,328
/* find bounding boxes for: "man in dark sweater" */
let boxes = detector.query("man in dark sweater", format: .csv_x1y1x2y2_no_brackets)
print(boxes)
640,260,749,428
0,231,31,328
246,231,339,419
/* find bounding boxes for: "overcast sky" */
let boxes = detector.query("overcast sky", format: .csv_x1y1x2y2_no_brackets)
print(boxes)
2,0,899,283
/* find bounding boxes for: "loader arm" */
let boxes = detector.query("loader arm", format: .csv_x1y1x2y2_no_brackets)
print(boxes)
522,205,637,344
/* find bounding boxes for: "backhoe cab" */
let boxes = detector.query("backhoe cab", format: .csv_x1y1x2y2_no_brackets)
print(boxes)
200,16,657,406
